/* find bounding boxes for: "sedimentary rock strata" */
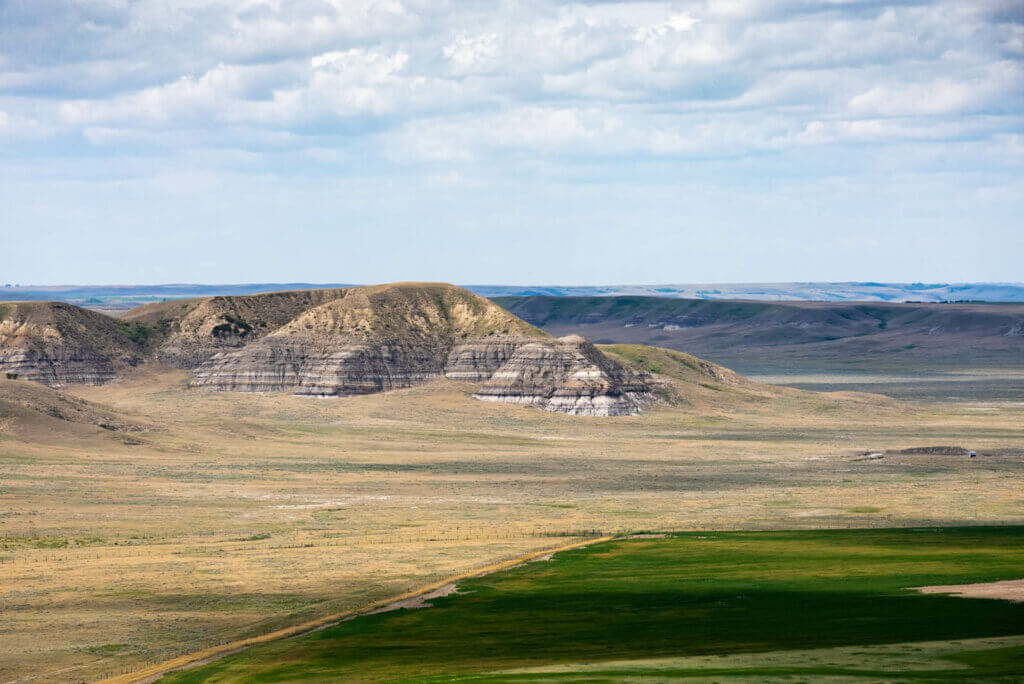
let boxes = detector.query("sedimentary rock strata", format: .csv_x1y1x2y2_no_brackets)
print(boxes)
0,302,142,387
444,337,528,381
1,284,661,415
0,346,117,387
474,335,654,416
191,283,547,396
194,336,456,395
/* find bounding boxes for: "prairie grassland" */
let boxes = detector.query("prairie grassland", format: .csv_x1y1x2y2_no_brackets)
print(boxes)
1,368,1023,681
163,528,1024,682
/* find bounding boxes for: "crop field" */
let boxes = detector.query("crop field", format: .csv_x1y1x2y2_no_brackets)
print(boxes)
2,369,1023,681
165,528,1024,682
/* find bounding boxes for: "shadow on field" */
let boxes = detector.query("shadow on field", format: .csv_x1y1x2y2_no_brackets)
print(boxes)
164,528,1024,683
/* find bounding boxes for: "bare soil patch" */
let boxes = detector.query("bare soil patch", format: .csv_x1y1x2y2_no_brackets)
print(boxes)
911,579,1024,602
366,583,460,614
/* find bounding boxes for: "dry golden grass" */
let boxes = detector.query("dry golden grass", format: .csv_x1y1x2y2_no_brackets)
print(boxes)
1,366,1022,682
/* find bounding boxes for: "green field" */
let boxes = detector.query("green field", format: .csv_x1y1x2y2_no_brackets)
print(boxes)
164,528,1024,682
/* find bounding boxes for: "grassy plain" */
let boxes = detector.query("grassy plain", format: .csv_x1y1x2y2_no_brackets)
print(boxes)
1,364,1023,681
164,528,1024,682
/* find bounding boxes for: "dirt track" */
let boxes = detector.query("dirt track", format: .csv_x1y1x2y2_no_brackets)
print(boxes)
99,536,613,684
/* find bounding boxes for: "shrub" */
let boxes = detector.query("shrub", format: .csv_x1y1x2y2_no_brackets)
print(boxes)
117,321,152,345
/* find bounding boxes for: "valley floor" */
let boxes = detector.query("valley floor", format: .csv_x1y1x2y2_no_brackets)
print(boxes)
1,370,1023,681
736,365,1024,402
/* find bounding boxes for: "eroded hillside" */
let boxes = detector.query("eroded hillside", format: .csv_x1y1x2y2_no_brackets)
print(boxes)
122,288,352,367
1,284,676,416
0,302,145,386
191,283,547,396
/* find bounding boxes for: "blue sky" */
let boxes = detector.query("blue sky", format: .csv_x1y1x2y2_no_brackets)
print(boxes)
1,0,1022,285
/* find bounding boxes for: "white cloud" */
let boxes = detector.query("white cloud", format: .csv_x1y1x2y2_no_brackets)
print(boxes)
443,34,499,72
0,109,50,140
0,0,1021,177
633,12,699,40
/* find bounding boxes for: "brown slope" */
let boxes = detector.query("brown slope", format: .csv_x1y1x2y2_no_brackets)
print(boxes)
192,282,548,395
0,377,147,443
0,302,144,387
597,343,761,406
122,288,352,367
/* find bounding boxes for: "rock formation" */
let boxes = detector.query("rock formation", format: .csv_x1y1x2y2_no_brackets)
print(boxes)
1,284,663,416
474,335,654,416
122,288,350,368
444,337,527,381
0,302,144,387
192,283,547,396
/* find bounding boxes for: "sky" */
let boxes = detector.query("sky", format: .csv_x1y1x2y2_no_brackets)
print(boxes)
1,0,1022,286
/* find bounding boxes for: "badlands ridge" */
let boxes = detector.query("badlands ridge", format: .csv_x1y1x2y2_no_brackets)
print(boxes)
0,283,677,416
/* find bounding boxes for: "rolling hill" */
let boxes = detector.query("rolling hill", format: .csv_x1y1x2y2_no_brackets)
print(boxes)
5,282,1024,312
474,282,1024,302
121,288,352,367
1,284,677,416
493,296,1024,370
0,301,146,386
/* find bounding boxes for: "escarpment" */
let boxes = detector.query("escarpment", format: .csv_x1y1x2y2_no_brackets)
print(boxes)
444,337,528,381
191,283,547,396
1,283,676,415
474,335,654,416
0,302,143,387
192,335,454,395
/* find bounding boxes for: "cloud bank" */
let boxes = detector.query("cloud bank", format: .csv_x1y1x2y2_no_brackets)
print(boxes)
1,0,1022,284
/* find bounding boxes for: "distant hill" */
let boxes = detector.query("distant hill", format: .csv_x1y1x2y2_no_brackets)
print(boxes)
474,282,1024,303
3,282,1024,312
493,295,1024,369
0,283,354,314
185,283,551,399
0,283,353,301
